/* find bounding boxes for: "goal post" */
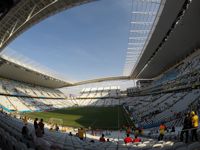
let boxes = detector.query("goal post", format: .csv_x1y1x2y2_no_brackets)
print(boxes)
48,118,63,125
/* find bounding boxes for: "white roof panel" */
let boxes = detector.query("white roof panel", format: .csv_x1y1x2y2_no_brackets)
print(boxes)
123,0,165,76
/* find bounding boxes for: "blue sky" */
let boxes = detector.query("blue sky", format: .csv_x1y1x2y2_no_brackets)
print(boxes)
6,0,132,81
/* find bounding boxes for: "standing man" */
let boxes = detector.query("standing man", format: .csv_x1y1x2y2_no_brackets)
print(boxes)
158,122,166,141
180,112,192,143
78,128,85,140
34,118,38,130
99,134,106,142
38,118,45,134
191,111,199,141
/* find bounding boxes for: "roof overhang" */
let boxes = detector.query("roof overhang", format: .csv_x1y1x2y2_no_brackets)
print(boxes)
0,0,98,87
1,0,197,84
0,57,72,88
130,0,200,79
0,55,132,88
72,76,130,86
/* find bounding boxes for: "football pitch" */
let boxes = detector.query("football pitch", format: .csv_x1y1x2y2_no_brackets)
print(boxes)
25,106,133,129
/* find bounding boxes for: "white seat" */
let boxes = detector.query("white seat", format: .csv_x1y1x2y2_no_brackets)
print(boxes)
153,143,163,148
137,143,147,148
164,141,174,146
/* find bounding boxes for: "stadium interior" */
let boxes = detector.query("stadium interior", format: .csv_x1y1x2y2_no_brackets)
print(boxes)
0,0,200,150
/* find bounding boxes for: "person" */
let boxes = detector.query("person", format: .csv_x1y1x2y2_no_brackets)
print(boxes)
126,126,131,135
78,128,85,140
34,118,38,130
0,106,3,113
134,128,139,137
191,111,199,141
38,119,44,134
132,135,141,143
171,126,175,132
107,138,110,142
180,113,191,143
124,134,132,144
55,124,59,131
158,122,166,141
23,116,28,124
69,132,73,136
99,134,106,142
90,140,95,143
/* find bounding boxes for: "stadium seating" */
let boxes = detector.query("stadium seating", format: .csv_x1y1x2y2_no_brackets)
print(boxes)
79,86,120,99
0,46,200,150
0,111,200,150
124,50,200,141
0,76,71,112
0,0,199,149
0,77,65,98
124,89,200,129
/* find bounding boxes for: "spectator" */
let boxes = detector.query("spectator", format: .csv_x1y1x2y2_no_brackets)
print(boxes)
158,122,166,141
171,126,175,132
69,132,73,136
38,119,44,134
134,128,139,137
78,128,85,140
0,107,3,113
90,140,95,143
180,113,191,143
133,135,141,143
23,116,28,124
107,138,110,142
124,134,132,144
191,111,199,141
34,118,38,130
49,127,53,131
99,134,106,142
126,126,131,135
55,124,59,131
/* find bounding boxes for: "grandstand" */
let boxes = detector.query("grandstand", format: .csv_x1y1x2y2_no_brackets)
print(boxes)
79,86,120,98
0,49,74,114
0,0,199,150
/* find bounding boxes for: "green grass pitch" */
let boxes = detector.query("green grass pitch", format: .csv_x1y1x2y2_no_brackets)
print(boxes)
25,106,133,130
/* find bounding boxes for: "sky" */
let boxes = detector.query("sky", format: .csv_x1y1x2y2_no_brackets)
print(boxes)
5,0,132,82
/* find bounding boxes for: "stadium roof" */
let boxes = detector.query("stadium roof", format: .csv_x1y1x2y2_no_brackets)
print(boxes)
0,0,199,86
0,0,131,87
0,56,72,88
123,0,165,76
73,76,130,86
0,0,94,50
0,0,94,88
130,0,200,79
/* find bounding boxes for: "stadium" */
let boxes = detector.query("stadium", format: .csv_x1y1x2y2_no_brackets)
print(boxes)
0,0,199,150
